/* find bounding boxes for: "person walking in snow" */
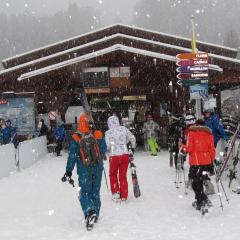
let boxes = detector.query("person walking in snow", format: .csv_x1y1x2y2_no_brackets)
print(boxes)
38,119,48,137
53,123,66,156
142,113,160,156
180,119,215,211
63,114,106,231
203,108,227,147
105,115,136,202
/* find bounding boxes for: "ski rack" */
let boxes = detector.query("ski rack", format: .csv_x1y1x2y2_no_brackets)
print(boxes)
216,123,240,182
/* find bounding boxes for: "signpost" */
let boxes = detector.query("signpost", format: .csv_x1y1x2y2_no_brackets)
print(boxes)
175,16,210,119
176,51,209,99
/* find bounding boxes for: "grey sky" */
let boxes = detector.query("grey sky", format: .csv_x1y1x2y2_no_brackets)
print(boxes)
0,0,138,24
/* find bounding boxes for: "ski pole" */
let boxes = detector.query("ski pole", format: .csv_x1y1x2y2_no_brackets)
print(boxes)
103,164,109,191
213,165,223,210
218,174,229,204
180,154,188,195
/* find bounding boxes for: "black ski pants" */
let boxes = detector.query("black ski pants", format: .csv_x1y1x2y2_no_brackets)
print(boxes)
189,165,211,205
55,140,63,156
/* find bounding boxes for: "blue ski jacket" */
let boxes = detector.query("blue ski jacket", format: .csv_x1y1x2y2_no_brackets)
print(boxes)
204,113,227,146
53,126,66,141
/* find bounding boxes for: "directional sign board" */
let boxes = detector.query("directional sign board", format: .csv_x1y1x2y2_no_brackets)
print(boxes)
177,72,208,80
176,65,209,73
177,79,208,86
176,59,208,66
176,52,209,99
176,52,208,60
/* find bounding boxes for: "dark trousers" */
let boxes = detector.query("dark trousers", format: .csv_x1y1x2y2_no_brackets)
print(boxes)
189,165,211,205
55,140,63,156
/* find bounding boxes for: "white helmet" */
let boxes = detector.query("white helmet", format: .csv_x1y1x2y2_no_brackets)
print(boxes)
185,115,196,125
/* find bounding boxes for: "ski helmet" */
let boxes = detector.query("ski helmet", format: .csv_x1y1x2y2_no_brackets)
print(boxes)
185,115,196,125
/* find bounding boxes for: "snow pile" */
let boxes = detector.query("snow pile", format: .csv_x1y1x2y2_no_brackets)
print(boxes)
0,151,240,240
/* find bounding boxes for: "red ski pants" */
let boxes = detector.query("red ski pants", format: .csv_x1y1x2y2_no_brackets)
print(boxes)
109,154,129,199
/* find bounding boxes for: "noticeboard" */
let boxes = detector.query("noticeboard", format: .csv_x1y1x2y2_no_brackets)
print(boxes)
0,97,35,133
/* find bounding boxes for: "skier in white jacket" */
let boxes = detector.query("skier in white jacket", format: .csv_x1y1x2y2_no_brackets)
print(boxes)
105,115,136,202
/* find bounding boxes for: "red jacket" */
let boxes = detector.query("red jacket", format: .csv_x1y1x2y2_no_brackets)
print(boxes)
182,125,215,166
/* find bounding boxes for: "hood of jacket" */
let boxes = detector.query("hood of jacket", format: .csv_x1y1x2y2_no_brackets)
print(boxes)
107,115,120,130
189,125,212,135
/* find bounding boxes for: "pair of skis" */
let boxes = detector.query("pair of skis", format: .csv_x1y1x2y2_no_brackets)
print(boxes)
216,123,240,182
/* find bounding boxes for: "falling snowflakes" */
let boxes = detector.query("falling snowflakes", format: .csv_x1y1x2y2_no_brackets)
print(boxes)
48,209,54,216
24,3,28,8
195,9,200,14
90,26,94,30
5,2,10,7
134,11,138,15
146,13,151,18
98,0,103,4
69,15,72,19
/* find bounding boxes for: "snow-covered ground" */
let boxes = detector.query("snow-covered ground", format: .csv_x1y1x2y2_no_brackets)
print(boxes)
0,150,240,240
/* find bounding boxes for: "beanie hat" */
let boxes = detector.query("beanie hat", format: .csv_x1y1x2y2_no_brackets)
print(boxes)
78,114,90,133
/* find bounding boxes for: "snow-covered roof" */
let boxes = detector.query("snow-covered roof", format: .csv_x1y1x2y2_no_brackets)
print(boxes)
0,33,236,77
17,44,223,81
2,23,237,64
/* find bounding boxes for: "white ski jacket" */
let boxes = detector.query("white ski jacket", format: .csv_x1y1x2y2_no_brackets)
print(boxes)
143,120,160,139
105,115,136,156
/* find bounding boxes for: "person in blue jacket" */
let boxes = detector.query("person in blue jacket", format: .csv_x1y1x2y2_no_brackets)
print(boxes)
53,123,66,156
203,109,227,147
63,114,106,231
0,120,17,146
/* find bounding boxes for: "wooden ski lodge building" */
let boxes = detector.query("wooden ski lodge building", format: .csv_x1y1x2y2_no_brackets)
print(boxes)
0,24,240,142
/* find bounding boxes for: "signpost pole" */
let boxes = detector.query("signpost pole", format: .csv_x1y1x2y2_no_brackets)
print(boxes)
191,15,202,119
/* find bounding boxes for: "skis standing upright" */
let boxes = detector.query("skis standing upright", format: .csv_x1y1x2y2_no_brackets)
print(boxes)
228,141,240,188
216,123,240,182
77,85,94,122
130,162,141,198
129,153,141,198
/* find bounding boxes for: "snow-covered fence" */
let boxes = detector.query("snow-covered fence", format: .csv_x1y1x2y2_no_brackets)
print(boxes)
18,136,47,169
0,143,16,179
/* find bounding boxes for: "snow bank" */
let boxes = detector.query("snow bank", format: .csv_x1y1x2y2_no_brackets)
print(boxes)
18,136,47,169
0,150,240,240
0,143,16,179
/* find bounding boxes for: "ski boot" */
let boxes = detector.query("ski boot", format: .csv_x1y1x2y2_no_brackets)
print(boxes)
112,192,121,203
204,198,213,207
192,201,208,215
86,211,97,231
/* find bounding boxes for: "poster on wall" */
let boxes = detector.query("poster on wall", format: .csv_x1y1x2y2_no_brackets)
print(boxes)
0,97,35,133
120,67,130,78
110,67,120,78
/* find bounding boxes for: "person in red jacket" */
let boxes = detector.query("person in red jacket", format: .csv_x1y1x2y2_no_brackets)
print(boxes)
181,119,215,210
